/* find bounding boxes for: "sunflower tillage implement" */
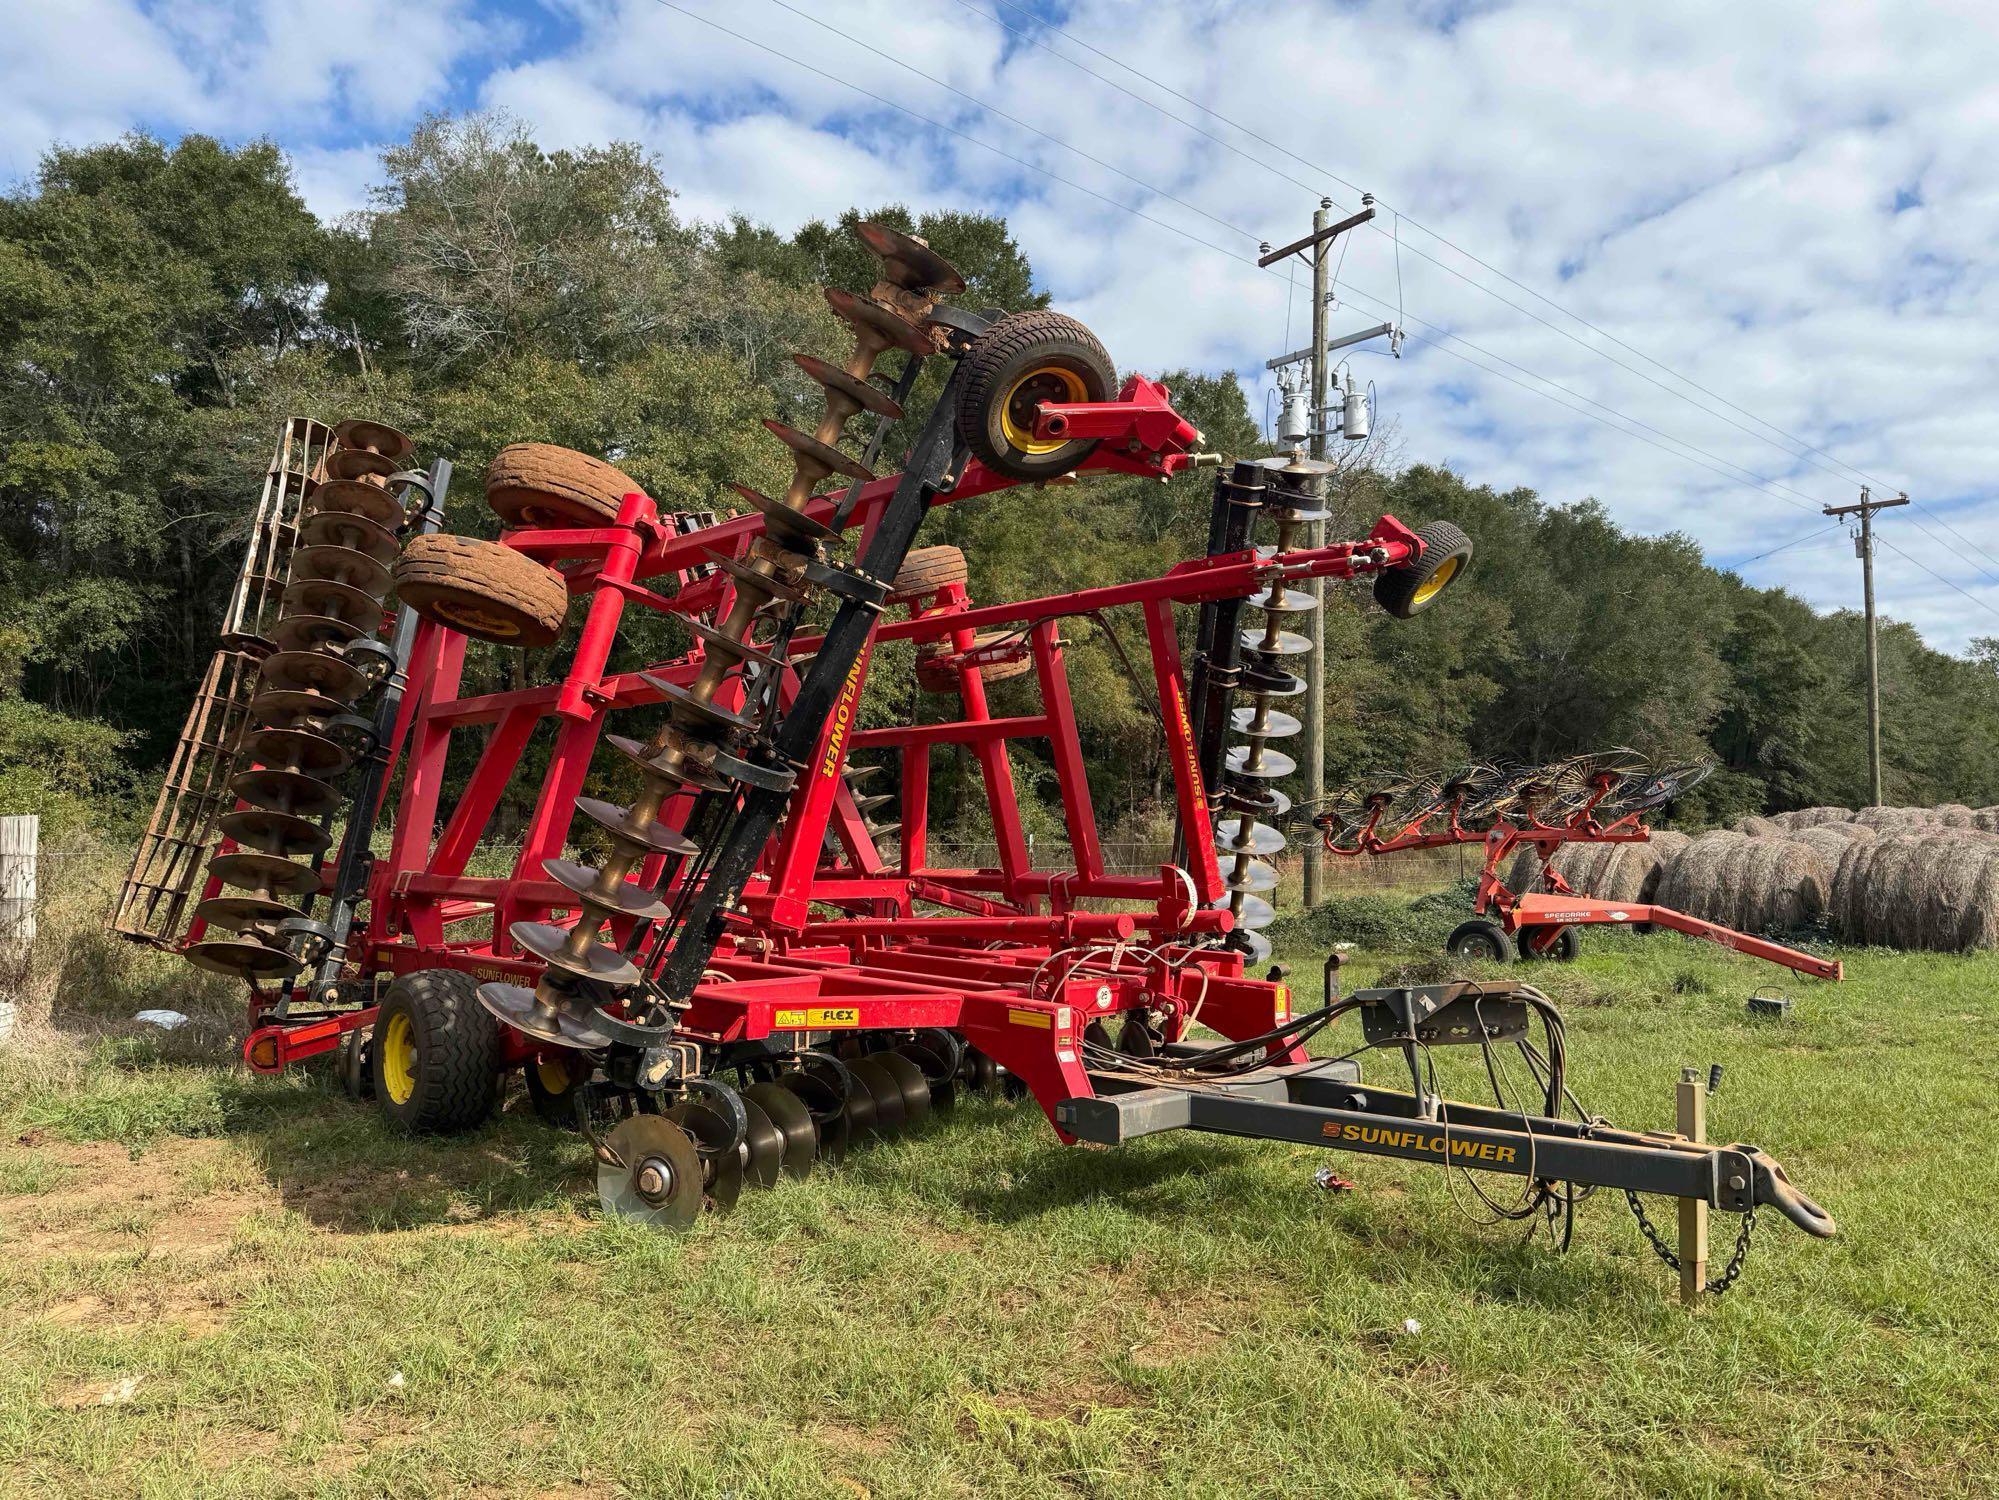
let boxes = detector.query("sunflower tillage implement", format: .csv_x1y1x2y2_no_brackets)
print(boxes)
1313,753,1842,980
134,221,1836,1296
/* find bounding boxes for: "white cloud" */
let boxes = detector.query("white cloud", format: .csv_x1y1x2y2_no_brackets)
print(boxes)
12,0,1999,648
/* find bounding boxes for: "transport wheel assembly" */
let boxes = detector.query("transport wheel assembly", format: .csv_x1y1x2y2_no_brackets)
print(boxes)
486,443,642,529
392,534,570,647
956,310,1116,481
370,969,503,1133
1374,520,1473,619
1446,918,1517,964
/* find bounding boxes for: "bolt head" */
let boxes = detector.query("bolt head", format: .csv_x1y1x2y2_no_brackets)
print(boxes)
636,1161,670,1198
1728,1174,1748,1191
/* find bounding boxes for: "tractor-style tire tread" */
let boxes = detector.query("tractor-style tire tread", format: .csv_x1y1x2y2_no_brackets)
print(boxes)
371,969,501,1133
956,311,1116,482
393,533,569,648
915,630,1034,693
486,443,642,529
890,545,970,602
1374,520,1473,620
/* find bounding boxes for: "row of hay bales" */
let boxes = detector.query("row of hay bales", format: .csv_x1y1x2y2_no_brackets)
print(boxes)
1504,804,1999,951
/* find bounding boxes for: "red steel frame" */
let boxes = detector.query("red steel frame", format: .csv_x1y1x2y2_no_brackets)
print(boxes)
1324,777,1843,981
223,376,1435,1137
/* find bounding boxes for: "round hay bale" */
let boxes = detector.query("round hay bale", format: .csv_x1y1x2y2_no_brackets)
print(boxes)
1656,831,1749,923
1771,806,1852,830
1831,832,1999,950
1973,806,1999,833
1793,824,1873,869
1635,830,1689,902
1730,837,1831,932
1852,806,1937,832
1503,846,1543,892
1734,814,1784,837
1931,803,1977,828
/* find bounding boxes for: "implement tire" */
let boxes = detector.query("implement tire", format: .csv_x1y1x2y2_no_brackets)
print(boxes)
1374,521,1472,620
486,443,642,529
915,632,1033,693
372,969,501,1133
956,311,1116,482
393,534,569,647
890,545,969,603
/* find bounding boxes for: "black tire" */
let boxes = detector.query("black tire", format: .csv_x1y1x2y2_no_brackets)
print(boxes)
371,969,501,1132
1445,919,1516,964
340,1028,374,1101
890,545,969,602
524,1051,583,1128
1374,521,1473,620
1519,926,1580,962
392,534,570,648
956,311,1116,482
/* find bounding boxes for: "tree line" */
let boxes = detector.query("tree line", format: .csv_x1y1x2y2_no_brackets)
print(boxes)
2,114,1993,836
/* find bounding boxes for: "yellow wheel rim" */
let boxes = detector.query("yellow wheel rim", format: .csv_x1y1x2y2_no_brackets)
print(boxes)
1411,554,1461,606
1000,366,1089,455
381,1011,417,1105
536,1056,573,1095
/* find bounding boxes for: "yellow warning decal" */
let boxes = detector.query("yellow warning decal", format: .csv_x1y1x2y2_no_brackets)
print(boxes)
774,1006,862,1028
1274,985,1291,1022
1008,1008,1053,1029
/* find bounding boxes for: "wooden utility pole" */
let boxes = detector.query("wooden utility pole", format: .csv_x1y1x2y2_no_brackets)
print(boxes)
1823,487,1909,806
1258,199,1375,907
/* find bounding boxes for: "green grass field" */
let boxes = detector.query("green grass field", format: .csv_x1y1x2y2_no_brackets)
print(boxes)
3,926,1997,1498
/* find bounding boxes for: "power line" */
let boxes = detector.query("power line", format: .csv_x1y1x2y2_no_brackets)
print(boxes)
1728,522,1843,568
1893,507,1999,592
955,0,1911,500
756,0,1261,248
1875,532,1999,625
1909,500,1999,579
649,0,1856,539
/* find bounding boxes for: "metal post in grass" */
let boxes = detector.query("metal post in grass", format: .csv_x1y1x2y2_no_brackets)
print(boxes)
1677,1065,1709,1306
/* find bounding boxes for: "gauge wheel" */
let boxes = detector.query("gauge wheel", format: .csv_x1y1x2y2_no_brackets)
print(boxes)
392,534,570,647
371,969,502,1132
1374,521,1473,619
1444,918,1516,965
956,311,1116,482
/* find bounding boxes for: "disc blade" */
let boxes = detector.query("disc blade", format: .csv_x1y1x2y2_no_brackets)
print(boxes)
1239,628,1312,657
1216,893,1277,930
743,1081,817,1180
845,1056,899,1133
737,1096,786,1190
668,1101,745,1212
476,981,617,1051
599,1115,702,1230
777,1070,849,1165
872,1051,932,1125
1231,706,1302,739
1226,744,1298,779
1213,819,1286,856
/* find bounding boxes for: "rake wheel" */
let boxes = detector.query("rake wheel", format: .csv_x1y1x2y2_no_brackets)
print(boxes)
486,443,642,529
393,534,570,647
956,311,1116,482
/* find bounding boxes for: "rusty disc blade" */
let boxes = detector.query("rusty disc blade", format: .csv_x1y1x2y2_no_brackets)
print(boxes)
823,287,932,357
281,576,383,628
322,448,399,484
726,483,834,544
478,981,616,1051
270,613,365,655
332,419,413,461
606,733,732,794
683,615,785,670
762,420,875,483
249,688,347,725
240,724,352,776
209,849,321,897
186,936,302,979
573,796,699,858
509,921,642,987
288,543,392,597
259,649,367,702
310,478,404,529
703,551,809,606
852,221,966,294
298,506,401,563
794,353,904,419
193,892,299,932
540,858,671,921
217,807,331,859
229,766,344,819
642,675,759,736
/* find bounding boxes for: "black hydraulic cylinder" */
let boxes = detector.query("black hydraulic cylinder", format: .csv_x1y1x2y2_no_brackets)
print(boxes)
655,363,968,1000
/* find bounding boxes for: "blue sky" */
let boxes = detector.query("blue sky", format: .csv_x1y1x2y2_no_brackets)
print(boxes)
8,0,1999,654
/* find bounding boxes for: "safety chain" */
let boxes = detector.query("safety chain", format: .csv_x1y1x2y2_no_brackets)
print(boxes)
1624,1190,1756,1296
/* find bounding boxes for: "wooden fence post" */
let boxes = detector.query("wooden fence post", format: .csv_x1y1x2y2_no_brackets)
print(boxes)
0,813,38,960
1677,1064,1708,1306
